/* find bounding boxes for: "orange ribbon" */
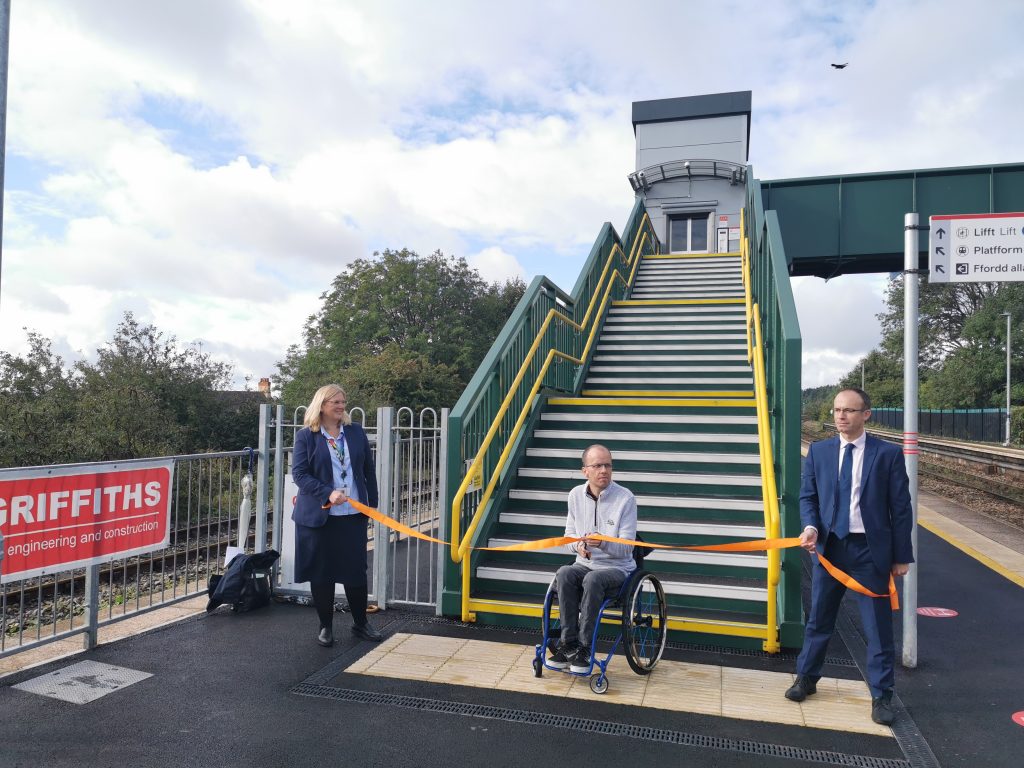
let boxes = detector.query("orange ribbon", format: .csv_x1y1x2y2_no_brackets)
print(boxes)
342,499,900,610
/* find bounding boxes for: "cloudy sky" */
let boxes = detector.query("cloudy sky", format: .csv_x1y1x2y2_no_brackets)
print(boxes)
2,0,1023,390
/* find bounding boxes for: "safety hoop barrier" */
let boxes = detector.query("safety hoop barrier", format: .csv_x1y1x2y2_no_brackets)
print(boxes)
344,498,899,611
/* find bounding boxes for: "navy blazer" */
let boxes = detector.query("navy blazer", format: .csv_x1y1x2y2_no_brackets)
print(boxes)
800,433,914,574
291,423,379,528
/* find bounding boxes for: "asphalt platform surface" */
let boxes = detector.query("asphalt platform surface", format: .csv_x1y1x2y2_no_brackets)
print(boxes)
1,525,1022,768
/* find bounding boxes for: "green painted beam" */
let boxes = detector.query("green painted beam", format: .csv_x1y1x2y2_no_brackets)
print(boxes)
761,161,1024,277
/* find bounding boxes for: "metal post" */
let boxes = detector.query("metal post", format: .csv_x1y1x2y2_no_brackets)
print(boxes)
435,408,450,615
1003,312,1012,447
861,361,865,390
0,0,10,311
373,407,394,610
902,213,920,668
83,564,100,649
272,404,285,554
254,404,271,553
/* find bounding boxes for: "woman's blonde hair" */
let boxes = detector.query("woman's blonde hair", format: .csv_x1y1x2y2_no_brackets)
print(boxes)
304,384,352,431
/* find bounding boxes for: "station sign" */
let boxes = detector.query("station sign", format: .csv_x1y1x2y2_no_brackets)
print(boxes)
0,460,173,583
929,212,1024,283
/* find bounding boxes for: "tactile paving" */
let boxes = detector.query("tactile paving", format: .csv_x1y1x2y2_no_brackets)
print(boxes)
345,632,891,737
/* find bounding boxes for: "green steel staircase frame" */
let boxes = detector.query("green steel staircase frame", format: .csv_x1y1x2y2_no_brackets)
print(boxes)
442,179,804,650
442,199,659,618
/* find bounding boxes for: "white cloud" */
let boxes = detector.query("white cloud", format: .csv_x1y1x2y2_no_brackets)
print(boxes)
467,247,526,284
3,0,1023,394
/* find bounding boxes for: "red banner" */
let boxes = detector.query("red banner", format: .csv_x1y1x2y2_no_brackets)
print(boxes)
0,461,174,583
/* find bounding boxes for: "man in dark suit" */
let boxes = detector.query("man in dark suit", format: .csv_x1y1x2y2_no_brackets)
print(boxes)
784,388,914,725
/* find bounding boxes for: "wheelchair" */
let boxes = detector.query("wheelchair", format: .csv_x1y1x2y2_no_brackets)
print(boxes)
532,546,667,694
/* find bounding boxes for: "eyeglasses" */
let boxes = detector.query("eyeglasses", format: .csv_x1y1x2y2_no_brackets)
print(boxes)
831,408,866,415
584,463,613,470
326,398,347,406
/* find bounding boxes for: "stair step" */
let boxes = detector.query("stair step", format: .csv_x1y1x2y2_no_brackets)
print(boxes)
634,277,741,287
590,365,749,373
541,412,757,425
608,306,745,315
475,565,766,603
614,299,745,307
547,399,755,411
589,368,749,376
584,378,754,387
631,288,743,295
597,333,745,342
532,429,758,444
518,467,761,487
525,447,759,465
486,538,767,570
643,254,740,263
593,355,748,363
605,322,745,330
501,504,765,526
596,344,747,353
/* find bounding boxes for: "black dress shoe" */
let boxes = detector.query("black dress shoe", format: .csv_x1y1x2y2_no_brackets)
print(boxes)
317,627,334,647
352,623,384,642
872,693,896,725
784,675,818,702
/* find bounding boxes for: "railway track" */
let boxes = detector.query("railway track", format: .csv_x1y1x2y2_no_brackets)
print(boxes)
4,481,441,616
1,517,269,610
802,422,1024,508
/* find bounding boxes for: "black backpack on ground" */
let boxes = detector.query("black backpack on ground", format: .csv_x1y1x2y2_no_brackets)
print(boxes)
206,549,280,613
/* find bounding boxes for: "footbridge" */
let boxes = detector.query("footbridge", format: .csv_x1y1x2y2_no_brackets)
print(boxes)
440,91,1024,653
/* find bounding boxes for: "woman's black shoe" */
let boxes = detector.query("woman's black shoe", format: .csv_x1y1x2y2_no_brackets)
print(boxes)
352,623,384,642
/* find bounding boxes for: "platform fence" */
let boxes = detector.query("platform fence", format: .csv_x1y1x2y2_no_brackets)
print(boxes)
1,403,448,663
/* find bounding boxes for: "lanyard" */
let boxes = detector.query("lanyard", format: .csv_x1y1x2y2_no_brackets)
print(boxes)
325,433,349,485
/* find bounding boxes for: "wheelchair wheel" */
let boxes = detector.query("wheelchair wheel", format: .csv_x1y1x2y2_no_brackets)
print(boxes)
622,572,667,675
589,674,609,694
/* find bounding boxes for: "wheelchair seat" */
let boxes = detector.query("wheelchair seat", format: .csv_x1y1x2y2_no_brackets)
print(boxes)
533,544,667,691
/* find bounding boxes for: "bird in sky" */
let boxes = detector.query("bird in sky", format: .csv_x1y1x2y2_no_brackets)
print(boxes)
831,63,848,69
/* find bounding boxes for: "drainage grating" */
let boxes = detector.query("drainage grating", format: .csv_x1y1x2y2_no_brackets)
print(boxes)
291,682,909,768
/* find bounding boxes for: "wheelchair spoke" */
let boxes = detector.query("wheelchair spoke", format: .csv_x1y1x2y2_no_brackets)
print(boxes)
622,572,667,675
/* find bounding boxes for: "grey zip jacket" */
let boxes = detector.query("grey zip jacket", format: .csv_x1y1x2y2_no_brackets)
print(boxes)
563,480,637,573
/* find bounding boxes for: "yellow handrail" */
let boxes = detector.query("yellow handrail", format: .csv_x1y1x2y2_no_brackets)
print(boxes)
741,205,781,651
450,216,653,566
751,303,782,653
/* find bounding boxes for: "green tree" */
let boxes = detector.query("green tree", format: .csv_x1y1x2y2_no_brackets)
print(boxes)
841,278,1024,411
278,248,525,410
71,314,243,460
0,333,79,466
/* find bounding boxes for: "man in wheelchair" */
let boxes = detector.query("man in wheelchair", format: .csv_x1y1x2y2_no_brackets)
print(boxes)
549,444,637,674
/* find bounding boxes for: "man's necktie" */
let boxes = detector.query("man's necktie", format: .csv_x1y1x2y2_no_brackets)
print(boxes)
834,443,854,539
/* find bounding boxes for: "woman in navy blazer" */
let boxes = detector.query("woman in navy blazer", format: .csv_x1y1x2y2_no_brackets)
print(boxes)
292,384,383,645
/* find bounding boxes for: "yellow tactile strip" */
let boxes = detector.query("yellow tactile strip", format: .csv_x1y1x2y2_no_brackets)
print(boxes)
345,632,891,738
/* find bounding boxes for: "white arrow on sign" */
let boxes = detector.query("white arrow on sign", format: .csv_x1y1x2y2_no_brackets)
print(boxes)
929,212,1024,283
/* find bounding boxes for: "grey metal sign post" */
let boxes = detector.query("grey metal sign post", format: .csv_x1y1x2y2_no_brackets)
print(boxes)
902,213,921,668
1002,312,1012,446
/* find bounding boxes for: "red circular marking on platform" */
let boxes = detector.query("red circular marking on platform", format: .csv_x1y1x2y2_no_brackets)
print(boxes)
1013,711,1024,727
917,607,958,618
